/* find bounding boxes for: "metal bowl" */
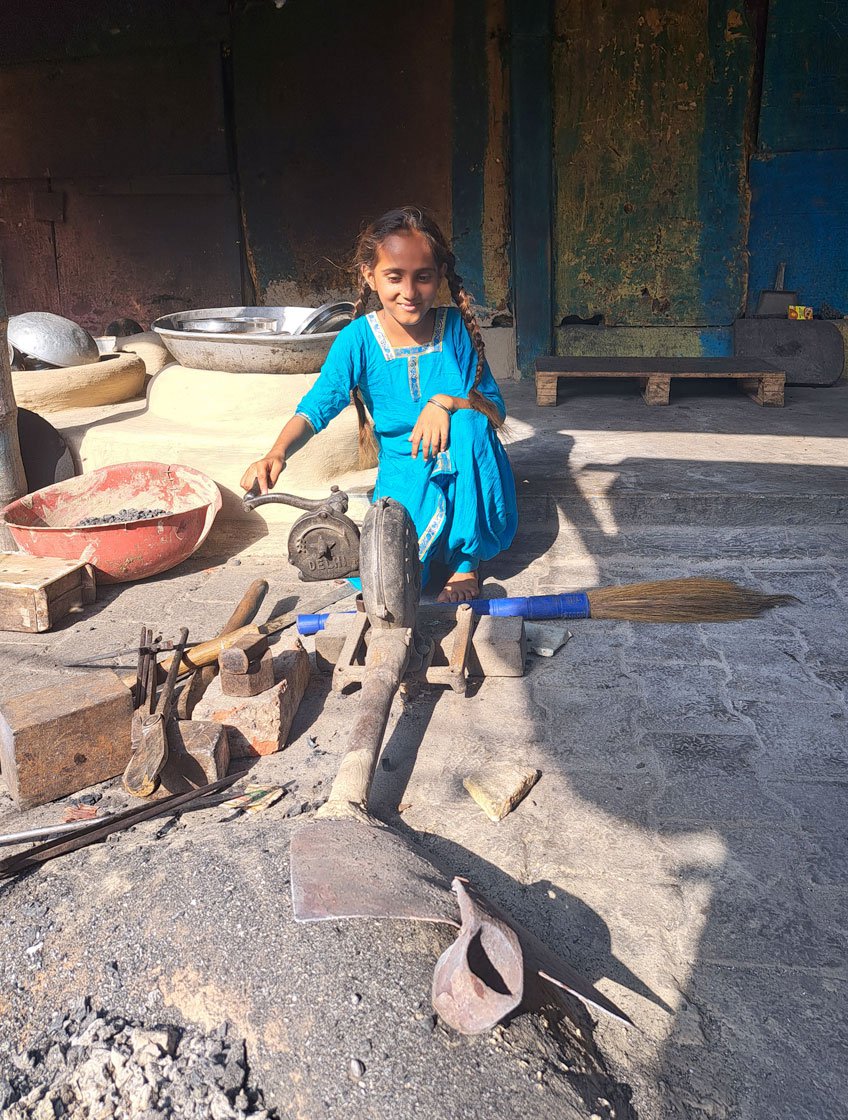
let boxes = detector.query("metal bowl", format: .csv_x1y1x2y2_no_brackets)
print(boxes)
153,306,349,374
8,312,100,368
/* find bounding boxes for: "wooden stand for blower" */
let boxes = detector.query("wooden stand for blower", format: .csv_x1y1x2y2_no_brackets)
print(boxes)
328,605,477,695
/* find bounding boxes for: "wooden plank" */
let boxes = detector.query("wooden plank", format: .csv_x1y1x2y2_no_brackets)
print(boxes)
536,358,786,408
0,181,62,316
536,356,783,376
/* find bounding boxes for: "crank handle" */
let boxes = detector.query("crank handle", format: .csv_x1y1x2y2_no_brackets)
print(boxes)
242,483,349,515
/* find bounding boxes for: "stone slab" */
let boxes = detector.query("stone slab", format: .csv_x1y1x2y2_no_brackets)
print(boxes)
467,614,527,677
463,761,540,821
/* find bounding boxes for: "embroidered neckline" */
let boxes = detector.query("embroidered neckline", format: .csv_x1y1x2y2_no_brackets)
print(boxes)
366,306,447,360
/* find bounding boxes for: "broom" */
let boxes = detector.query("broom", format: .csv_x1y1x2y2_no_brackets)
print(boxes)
297,578,797,632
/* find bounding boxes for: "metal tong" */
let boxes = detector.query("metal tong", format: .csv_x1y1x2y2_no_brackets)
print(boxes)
122,626,189,798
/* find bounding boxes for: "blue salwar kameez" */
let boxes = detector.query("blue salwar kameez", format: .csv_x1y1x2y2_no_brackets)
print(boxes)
295,306,518,582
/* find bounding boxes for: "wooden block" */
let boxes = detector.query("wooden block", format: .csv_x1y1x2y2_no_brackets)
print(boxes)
741,373,785,407
153,720,230,798
192,640,310,758
0,553,95,633
535,371,559,406
641,374,671,406
463,762,541,822
0,671,133,809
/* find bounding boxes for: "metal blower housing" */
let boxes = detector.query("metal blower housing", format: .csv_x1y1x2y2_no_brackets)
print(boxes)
359,497,421,630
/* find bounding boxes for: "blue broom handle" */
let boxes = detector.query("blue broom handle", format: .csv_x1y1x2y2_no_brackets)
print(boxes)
297,611,356,635
468,593,590,619
297,592,591,634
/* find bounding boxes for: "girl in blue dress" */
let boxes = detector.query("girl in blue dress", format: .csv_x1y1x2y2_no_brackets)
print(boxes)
240,206,518,603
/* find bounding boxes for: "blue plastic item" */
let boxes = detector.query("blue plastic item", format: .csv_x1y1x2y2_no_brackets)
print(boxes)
297,611,356,635
468,592,591,620
296,592,592,634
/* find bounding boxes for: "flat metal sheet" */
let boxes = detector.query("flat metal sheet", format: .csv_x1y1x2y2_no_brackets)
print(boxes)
290,819,459,926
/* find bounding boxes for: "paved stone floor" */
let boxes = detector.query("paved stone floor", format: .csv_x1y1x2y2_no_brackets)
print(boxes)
1,378,846,1118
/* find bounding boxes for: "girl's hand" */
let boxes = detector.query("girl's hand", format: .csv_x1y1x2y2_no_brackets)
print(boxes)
240,454,286,494
410,400,452,461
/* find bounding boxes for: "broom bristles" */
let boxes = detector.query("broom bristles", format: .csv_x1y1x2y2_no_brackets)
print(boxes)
586,578,798,623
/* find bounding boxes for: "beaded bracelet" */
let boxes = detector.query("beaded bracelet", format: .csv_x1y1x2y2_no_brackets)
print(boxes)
427,397,453,416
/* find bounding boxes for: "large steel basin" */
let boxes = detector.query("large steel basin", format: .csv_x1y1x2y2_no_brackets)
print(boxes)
153,306,340,374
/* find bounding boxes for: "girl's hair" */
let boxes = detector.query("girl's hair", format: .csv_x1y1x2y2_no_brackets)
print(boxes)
348,205,503,465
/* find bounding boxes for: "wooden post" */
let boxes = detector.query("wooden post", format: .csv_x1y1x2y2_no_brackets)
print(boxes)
641,375,672,406
509,0,553,378
0,264,27,548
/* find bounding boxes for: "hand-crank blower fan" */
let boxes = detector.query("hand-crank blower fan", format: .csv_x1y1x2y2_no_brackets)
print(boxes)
244,485,631,1034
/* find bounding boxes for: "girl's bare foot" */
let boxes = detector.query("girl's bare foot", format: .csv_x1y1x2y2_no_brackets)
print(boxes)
437,570,479,604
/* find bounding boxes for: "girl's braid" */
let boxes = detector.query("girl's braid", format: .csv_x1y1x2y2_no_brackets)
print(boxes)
446,265,504,430
350,274,378,467
353,275,372,320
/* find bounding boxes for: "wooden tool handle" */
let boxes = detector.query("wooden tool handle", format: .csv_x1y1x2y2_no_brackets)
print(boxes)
120,579,270,690
321,629,411,815
220,578,269,632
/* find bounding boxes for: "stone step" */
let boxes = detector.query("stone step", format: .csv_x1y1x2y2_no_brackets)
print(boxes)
501,524,848,588
515,486,846,529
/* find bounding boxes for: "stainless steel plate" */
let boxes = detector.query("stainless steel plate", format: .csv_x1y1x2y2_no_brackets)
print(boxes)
295,301,356,337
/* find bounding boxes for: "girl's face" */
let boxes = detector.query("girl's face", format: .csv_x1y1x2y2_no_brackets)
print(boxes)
362,232,446,330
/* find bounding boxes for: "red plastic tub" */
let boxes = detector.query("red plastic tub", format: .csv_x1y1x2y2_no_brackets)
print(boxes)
0,461,222,583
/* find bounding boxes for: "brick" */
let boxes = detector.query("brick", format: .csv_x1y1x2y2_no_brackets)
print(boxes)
468,615,527,677
191,640,310,758
0,670,133,808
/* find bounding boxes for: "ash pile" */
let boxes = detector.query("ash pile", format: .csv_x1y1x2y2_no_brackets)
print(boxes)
1,999,277,1120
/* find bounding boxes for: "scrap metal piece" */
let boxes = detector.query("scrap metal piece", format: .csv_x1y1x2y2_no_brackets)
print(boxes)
220,647,275,697
432,877,524,1034
0,774,239,878
290,819,458,925
219,633,269,674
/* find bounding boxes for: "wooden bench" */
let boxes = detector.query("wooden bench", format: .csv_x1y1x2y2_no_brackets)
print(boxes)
534,356,785,407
